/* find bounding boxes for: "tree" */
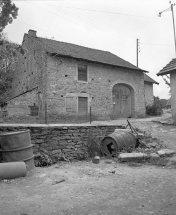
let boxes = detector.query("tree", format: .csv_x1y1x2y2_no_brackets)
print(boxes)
146,96,163,116
0,0,18,32
0,33,21,95
163,75,170,88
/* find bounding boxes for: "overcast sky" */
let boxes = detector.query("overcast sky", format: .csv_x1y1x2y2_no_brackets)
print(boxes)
4,0,176,99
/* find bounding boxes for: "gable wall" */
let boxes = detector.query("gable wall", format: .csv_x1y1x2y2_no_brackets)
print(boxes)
4,35,48,120
11,35,45,97
144,82,154,106
46,55,145,121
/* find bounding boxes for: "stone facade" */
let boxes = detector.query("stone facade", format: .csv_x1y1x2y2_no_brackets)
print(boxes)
1,88,43,123
0,125,121,162
1,30,146,123
46,55,145,121
144,82,154,105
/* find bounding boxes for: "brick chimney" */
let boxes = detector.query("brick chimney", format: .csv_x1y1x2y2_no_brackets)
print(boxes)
28,29,37,37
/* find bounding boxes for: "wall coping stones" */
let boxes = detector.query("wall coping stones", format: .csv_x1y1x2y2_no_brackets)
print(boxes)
0,124,125,128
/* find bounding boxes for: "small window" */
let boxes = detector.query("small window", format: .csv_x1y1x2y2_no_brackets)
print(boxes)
29,104,39,116
66,96,77,112
78,64,87,82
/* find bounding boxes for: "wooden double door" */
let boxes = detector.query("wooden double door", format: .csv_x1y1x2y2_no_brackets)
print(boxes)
112,84,132,118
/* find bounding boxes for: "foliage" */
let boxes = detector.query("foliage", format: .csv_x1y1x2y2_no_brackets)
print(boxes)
34,148,53,167
159,99,168,108
146,96,163,116
0,0,18,32
0,33,21,95
163,74,170,87
163,74,170,94
86,132,105,158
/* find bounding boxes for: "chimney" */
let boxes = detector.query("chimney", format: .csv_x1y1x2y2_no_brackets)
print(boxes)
28,29,37,37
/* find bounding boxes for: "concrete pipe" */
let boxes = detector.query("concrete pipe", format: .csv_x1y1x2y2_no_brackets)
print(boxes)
0,161,27,179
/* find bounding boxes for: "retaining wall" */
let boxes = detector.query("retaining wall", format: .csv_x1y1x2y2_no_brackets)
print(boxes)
0,124,122,162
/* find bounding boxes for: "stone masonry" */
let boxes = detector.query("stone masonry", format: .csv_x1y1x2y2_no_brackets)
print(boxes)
46,55,145,120
0,125,120,162
1,30,146,123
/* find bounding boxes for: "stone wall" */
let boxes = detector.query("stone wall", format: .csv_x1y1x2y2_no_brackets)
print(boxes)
9,34,45,103
2,31,47,120
144,82,154,106
46,55,145,120
0,125,122,162
0,88,45,123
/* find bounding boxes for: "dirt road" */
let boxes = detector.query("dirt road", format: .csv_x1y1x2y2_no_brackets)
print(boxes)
1,117,176,215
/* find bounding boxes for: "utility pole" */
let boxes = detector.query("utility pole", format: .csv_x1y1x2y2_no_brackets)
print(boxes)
137,39,140,67
159,1,176,56
171,2,176,56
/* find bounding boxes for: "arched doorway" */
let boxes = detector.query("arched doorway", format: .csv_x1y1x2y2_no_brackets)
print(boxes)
112,84,133,118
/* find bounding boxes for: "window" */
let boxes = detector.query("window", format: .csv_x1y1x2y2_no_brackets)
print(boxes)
78,64,87,82
65,93,89,113
29,104,39,116
66,96,77,112
78,97,88,114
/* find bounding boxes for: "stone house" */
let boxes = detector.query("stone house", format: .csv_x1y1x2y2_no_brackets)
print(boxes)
144,74,159,106
157,58,176,120
1,29,152,122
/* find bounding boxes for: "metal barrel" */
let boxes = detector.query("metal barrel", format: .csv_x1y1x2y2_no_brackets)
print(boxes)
101,129,136,156
0,130,35,171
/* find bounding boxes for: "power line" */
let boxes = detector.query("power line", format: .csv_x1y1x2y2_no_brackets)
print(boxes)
13,0,169,20
24,1,136,48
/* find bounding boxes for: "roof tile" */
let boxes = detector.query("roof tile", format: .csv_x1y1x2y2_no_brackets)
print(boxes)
27,34,146,72
157,58,176,76
144,74,159,84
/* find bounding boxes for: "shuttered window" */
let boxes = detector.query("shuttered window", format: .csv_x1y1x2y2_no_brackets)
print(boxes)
78,65,87,82
78,97,88,114
66,96,77,112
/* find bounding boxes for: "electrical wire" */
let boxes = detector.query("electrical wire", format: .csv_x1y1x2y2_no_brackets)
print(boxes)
24,1,136,49
13,0,170,20
11,0,176,71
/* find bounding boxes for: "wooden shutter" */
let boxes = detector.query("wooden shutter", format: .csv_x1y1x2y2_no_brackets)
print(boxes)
78,97,88,114
78,65,87,82
66,96,77,112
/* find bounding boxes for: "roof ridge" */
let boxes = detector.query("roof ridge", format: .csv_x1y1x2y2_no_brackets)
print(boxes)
38,36,112,53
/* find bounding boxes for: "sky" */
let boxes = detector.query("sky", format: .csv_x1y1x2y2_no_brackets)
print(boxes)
4,0,176,99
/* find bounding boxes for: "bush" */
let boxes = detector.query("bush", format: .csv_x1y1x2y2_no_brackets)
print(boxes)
146,97,163,116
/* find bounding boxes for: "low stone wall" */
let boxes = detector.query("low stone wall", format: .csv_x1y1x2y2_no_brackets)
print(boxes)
0,124,122,162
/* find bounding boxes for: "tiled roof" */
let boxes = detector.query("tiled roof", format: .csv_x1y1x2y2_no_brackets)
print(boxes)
144,74,159,85
26,33,147,72
157,58,176,76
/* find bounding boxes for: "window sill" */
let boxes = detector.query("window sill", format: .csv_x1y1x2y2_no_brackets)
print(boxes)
77,80,88,83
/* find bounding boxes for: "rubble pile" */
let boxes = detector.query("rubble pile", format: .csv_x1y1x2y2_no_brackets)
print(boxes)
118,122,176,163
135,133,163,154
